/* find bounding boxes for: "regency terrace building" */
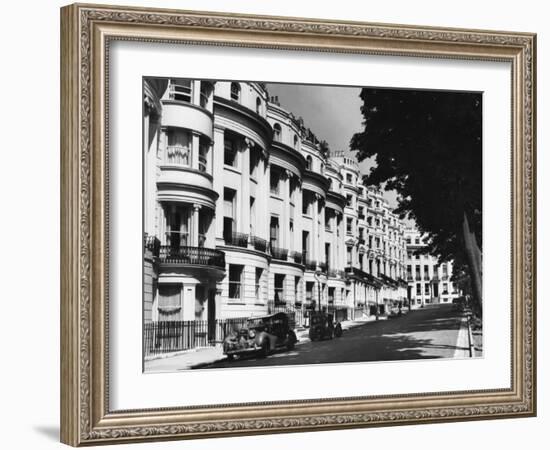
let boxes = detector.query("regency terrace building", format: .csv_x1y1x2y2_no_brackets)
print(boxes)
143,78,409,329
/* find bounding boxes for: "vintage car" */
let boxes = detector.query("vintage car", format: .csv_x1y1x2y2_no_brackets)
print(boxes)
223,312,297,359
308,312,343,341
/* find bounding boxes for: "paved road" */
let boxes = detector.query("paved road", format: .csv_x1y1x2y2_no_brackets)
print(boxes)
200,304,467,369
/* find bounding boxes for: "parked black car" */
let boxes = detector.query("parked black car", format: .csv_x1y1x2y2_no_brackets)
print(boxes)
308,312,343,341
223,312,297,359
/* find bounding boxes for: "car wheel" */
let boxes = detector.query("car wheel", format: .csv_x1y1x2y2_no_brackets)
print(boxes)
287,332,297,350
226,354,235,360
260,340,270,358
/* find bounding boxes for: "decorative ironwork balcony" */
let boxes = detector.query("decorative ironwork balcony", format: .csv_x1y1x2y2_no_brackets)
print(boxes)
158,246,225,269
305,259,317,271
224,231,248,248
144,234,160,257
250,235,268,252
271,246,288,261
291,251,303,264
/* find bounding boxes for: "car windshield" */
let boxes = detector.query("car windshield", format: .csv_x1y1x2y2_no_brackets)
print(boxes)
246,317,267,329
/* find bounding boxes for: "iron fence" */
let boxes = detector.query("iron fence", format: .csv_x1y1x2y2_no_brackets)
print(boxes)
143,317,249,357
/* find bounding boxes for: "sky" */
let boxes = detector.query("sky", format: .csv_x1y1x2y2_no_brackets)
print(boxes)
265,82,398,208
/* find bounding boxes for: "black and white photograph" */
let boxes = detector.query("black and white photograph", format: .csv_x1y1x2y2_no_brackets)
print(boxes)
142,78,483,372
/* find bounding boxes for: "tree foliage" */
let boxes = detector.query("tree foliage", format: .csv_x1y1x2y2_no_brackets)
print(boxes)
350,88,482,265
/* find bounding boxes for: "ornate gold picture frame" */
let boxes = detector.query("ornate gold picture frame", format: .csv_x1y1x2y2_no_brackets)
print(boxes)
60,3,536,446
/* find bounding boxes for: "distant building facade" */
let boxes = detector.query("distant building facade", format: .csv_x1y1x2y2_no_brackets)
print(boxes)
405,228,461,308
143,78,408,330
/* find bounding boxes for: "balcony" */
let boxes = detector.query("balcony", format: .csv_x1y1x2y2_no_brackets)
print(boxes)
144,234,160,256
291,251,303,264
158,245,225,270
250,235,268,252
224,231,249,248
271,246,288,261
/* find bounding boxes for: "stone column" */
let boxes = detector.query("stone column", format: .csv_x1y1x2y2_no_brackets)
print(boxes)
191,131,200,170
191,204,201,246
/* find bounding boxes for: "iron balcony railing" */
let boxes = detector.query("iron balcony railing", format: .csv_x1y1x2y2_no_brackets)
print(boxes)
271,246,288,261
250,235,268,252
291,251,303,264
305,259,317,271
224,231,248,248
158,245,225,269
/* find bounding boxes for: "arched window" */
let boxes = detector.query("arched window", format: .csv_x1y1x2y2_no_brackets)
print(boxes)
230,82,240,102
320,163,324,173
273,123,282,141
256,97,262,114
293,134,298,149
306,155,312,170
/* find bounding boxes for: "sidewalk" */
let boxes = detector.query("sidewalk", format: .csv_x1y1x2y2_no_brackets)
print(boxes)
145,313,388,372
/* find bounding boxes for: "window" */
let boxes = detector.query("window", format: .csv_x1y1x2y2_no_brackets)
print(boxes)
306,155,312,170
228,265,243,300
407,265,412,279
158,284,182,320
224,135,238,167
270,168,280,194
274,274,285,304
424,283,430,295
294,276,301,304
223,188,236,243
230,82,240,102
346,217,353,234
423,265,429,280
346,247,352,266
442,263,449,279
369,259,373,274
273,123,282,141
415,266,421,280
302,191,312,215
306,282,314,303
416,283,421,296
415,237,420,244
249,147,258,177
368,236,373,248
375,237,380,248
166,129,191,166
442,283,449,295
302,230,310,258
358,253,364,269
250,196,256,236
328,287,335,305
406,237,412,244
293,134,298,149
289,219,294,244
346,173,352,183
256,97,261,114
346,194,353,207
255,268,263,299
270,216,279,248
358,207,365,219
